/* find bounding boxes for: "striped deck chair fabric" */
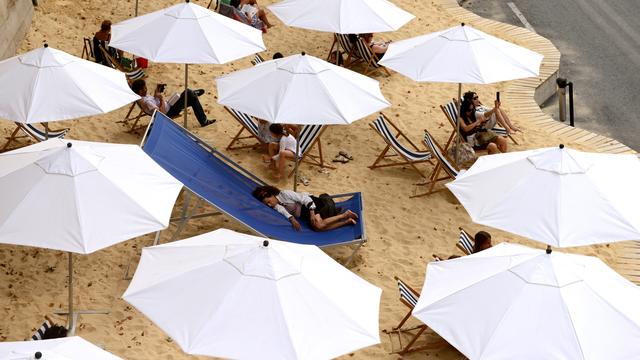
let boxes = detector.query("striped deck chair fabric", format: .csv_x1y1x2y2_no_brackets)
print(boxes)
369,114,432,178
125,68,146,81
251,53,265,66
31,320,51,341
457,228,475,255
441,99,517,149
410,130,460,198
1,123,68,152
354,37,390,76
225,106,263,150
337,34,361,67
287,124,333,176
424,130,459,179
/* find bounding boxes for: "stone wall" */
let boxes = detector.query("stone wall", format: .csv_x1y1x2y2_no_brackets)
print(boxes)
0,0,34,60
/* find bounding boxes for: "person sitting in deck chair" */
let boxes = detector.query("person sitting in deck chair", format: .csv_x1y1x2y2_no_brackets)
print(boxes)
130,79,215,127
459,99,507,154
473,231,493,253
262,123,300,179
231,0,274,28
360,33,391,59
463,91,521,134
253,185,358,232
93,20,121,67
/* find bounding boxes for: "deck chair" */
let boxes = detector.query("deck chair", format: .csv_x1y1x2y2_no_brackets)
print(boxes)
30,320,51,341
206,0,220,11
441,99,518,150
353,37,390,77
81,37,93,60
289,124,333,177
368,113,433,178
1,123,69,152
98,46,146,82
457,227,475,255
326,34,361,67
384,276,446,355
141,111,366,265
251,53,265,66
225,106,263,150
119,98,183,134
411,130,461,198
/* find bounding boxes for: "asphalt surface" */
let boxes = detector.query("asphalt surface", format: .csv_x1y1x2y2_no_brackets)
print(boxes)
460,0,640,151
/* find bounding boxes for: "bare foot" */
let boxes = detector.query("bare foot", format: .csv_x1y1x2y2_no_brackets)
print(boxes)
262,154,271,163
344,209,359,220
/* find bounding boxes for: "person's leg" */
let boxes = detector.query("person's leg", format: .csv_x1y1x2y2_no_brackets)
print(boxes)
167,90,210,126
275,149,295,179
165,91,186,118
498,108,520,132
263,142,278,164
496,136,508,153
257,9,273,27
310,212,356,231
486,143,499,155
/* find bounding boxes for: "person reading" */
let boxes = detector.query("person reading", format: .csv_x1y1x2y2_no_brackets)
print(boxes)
130,79,215,127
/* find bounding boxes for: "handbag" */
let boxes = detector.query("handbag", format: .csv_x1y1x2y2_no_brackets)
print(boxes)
446,142,478,169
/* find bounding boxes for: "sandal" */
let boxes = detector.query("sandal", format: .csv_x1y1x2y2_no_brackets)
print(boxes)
298,176,310,186
332,154,349,163
338,150,353,160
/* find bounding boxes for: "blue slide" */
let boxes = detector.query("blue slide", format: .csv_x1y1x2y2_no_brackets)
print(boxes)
142,111,366,248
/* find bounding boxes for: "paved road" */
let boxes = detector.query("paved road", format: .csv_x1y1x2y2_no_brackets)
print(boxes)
461,0,640,151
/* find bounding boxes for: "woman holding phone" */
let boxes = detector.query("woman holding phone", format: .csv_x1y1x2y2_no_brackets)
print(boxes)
463,91,521,134
459,99,507,154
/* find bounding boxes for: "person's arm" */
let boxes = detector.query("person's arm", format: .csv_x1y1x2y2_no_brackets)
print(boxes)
459,113,484,132
479,100,500,121
273,202,301,231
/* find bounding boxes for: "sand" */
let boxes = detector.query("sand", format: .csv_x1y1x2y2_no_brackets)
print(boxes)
0,0,634,359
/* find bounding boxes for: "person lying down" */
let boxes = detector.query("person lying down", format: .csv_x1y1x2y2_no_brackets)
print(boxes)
252,185,358,232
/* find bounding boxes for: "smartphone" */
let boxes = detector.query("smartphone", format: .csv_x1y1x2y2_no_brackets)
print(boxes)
157,83,166,93
496,91,500,102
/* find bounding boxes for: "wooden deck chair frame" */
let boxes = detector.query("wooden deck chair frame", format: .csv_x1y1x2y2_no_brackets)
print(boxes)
1,123,69,152
118,100,150,134
457,226,475,255
441,98,518,150
81,37,93,60
368,113,433,178
288,125,334,177
354,37,390,77
224,106,264,150
119,100,180,134
411,130,460,198
327,33,362,67
384,276,446,355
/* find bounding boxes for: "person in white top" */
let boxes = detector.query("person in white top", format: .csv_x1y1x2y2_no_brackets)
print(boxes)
262,123,299,180
130,79,215,127
252,185,358,231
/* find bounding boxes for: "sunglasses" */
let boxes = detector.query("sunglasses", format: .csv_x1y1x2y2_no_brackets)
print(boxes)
473,96,479,100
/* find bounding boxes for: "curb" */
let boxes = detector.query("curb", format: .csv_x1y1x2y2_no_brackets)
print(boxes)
437,0,635,154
